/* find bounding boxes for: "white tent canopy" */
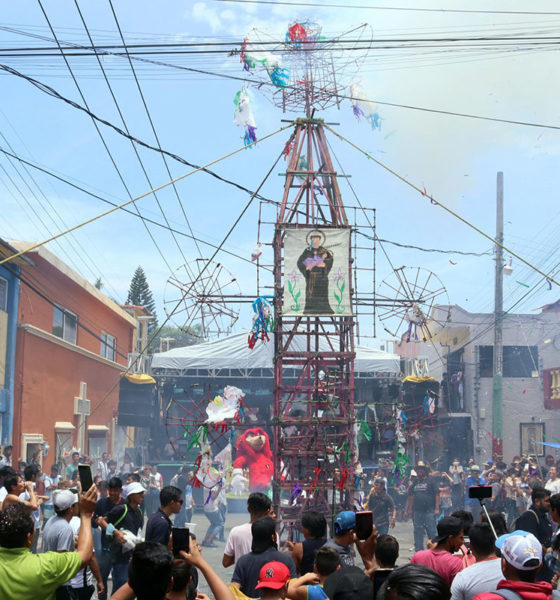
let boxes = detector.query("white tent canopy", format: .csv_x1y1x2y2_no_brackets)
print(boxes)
152,331,400,375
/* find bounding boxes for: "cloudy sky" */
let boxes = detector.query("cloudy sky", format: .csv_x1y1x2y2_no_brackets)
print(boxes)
0,0,559,346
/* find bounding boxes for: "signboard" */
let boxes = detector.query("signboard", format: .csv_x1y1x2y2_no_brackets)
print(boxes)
283,228,351,317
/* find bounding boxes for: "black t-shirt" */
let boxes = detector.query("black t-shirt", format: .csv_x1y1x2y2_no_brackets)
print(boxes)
107,502,144,563
408,477,438,512
94,497,123,551
232,547,297,598
368,493,395,527
300,538,327,575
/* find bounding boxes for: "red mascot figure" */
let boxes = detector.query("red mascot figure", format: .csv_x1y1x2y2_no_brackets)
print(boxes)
233,427,273,492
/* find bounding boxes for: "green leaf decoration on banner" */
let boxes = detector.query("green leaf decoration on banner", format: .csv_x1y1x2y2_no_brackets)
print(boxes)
359,421,372,441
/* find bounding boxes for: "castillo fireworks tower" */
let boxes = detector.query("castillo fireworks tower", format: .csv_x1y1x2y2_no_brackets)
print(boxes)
237,20,377,535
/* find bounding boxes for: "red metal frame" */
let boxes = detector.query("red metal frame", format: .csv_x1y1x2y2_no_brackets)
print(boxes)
273,117,356,537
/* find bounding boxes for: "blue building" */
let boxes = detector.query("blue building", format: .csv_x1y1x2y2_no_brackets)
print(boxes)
0,239,26,447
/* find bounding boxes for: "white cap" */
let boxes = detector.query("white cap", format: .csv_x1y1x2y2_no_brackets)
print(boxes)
53,489,79,510
496,531,543,570
126,482,146,497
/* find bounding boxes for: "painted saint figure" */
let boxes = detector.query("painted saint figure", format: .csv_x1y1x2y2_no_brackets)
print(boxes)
297,230,334,314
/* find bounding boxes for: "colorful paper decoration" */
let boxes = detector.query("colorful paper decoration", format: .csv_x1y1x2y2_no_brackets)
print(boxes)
240,36,290,89
206,386,245,423
350,82,382,131
248,296,274,349
233,86,257,147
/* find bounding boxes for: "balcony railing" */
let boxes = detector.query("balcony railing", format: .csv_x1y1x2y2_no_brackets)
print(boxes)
127,353,152,374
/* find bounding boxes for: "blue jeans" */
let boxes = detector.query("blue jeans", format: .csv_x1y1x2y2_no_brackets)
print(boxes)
413,510,437,551
204,510,223,539
375,522,389,535
97,550,112,600
111,561,129,596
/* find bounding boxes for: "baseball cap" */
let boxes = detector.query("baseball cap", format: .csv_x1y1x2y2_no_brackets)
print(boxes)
416,461,428,468
255,561,291,590
432,516,463,544
470,464,481,471
53,489,79,510
484,460,493,467
334,511,356,535
126,482,146,497
495,531,543,570
324,566,372,600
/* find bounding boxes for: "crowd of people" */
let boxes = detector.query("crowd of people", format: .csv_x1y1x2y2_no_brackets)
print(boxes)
1,447,560,600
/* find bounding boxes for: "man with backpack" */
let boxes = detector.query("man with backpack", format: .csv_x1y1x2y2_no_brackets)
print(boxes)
96,481,145,595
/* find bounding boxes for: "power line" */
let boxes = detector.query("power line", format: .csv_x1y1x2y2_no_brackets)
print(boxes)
36,0,176,275
2,29,559,131
213,0,560,16
106,0,203,261
0,144,272,271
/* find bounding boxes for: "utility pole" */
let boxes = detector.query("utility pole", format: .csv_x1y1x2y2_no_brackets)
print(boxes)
492,172,504,459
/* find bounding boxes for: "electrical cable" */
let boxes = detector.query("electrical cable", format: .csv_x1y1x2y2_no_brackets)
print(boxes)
0,122,293,267
213,0,560,16
107,0,203,261
73,137,291,435
0,144,273,271
37,0,179,277
2,44,559,131
323,122,560,287
71,0,192,278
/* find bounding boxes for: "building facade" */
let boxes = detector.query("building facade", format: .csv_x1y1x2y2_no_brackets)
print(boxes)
394,304,560,463
11,241,136,468
0,240,27,447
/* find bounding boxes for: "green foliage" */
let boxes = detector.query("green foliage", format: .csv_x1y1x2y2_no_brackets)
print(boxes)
126,266,158,329
150,324,202,353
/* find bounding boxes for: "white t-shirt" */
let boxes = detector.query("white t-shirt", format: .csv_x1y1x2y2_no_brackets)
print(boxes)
44,475,60,505
19,490,41,529
450,557,503,600
69,516,94,589
224,521,252,562
545,479,560,495
0,486,7,504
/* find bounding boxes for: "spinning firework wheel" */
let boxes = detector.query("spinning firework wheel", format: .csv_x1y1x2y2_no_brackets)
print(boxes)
163,259,241,340
377,267,450,342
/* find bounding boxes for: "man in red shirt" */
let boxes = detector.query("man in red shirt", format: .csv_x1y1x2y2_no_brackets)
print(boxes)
473,531,553,600
410,515,464,587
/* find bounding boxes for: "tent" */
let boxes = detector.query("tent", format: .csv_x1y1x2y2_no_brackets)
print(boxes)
151,331,400,376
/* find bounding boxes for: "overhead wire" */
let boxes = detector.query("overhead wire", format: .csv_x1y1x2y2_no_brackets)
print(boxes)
71,0,192,277
1,29,559,131
36,0,178,277
0,122,294,267
106,0,203,260
323,122,560,288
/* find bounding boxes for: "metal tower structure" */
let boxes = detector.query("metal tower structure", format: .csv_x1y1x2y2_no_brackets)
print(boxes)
272,115,356,536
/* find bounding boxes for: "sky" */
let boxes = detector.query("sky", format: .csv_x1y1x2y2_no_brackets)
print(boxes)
1,0,559,348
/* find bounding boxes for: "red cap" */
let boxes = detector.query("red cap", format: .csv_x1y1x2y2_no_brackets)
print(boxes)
255,561,291,590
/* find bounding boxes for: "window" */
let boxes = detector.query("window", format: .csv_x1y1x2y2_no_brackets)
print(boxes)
0,276,7,312
100,332,116,361
478,345,539,378
52,306,77,344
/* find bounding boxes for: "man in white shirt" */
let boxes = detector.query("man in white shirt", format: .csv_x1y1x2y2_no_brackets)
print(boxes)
223,492,274,567
451,523,503,600
97,453,110,481
545,466,560,495
43,464,61,521
0,444,13,466
0,465,15,509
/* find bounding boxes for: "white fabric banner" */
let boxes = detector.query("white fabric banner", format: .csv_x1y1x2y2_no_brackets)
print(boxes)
283,228,352,316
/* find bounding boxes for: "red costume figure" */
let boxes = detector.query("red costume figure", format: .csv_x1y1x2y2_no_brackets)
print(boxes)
233,428,273,492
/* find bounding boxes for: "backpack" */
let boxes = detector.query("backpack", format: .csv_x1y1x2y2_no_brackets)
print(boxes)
513,508,539,532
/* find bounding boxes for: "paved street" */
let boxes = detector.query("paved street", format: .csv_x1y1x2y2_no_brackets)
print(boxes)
186,508,417,593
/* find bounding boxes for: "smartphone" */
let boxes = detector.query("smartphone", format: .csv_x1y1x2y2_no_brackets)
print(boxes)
468,485,492,500
172,527,190,556
78,464,93,492
355,511,373,540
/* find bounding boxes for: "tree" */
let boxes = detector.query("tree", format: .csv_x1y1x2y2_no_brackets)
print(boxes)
126,266,158,329
151,324,202,353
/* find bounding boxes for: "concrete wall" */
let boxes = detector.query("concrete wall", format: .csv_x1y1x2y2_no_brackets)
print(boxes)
395,305,560,464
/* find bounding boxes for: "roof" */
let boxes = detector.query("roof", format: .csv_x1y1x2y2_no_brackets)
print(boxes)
151,330,400,375
0,238,33,267
10,241,136,326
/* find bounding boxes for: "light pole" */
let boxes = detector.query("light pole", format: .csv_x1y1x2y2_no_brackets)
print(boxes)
492,172,511,459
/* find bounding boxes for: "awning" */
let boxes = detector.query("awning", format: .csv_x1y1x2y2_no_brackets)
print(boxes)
402,375,436,384
55,421,75,431
121,373,156,385
87,425,109,432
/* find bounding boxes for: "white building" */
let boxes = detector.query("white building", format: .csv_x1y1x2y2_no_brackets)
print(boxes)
394,303,560,464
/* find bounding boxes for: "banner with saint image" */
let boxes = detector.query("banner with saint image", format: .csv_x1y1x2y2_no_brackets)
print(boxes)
283,228,352,316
